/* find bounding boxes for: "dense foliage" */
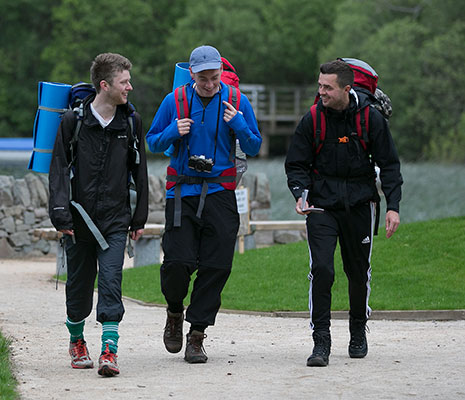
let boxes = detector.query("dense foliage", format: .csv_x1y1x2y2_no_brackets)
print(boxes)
1,0,464,161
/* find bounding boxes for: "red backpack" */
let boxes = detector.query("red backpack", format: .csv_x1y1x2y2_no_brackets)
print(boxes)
221,57,240,88
310,58,386,154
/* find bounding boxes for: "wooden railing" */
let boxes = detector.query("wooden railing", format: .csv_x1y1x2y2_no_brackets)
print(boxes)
240,84,316,157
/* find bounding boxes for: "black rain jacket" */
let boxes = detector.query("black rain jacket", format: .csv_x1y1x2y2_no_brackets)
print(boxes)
49,95,148,236
285,90,402,212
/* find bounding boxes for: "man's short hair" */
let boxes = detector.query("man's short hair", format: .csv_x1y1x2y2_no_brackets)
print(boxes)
90,53,132,92
320,60,354,88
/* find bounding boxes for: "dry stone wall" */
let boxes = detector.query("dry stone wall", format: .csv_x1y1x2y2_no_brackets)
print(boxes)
0,171,298,258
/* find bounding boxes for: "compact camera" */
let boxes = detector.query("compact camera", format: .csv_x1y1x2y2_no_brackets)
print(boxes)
188,155,213,173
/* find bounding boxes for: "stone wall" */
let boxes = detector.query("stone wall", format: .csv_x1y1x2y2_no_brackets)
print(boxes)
0,171,297,258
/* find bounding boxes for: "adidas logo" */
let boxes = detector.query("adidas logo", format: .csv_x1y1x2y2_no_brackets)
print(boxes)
361,236,370,244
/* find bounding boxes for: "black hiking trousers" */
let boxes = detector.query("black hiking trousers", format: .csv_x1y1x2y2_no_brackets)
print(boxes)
160,190,239,329
305,203,375,333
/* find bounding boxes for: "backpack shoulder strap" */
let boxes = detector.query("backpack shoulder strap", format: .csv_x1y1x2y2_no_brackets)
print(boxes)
174,84,189,120
69,103,85,167
172,85,189,158
227,85,241,110
355,106,370,151
127,104,140,165
310,103,325,154
226,84,242,162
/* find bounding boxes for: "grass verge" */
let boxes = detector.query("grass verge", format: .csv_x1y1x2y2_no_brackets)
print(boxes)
0,332,18,400
121,216,465,312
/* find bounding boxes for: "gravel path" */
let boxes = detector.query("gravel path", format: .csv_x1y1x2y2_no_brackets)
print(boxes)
1,257,464,400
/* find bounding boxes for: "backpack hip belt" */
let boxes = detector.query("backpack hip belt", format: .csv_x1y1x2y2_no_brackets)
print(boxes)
166,169,236,227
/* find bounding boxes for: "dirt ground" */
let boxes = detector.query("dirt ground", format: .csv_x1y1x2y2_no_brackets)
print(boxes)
1,257,464,400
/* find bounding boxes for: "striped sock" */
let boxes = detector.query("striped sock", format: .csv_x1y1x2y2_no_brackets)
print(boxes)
66,318,85,343
101,321,119,354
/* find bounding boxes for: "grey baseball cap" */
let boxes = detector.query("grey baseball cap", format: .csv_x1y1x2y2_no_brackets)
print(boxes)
189,45,222,73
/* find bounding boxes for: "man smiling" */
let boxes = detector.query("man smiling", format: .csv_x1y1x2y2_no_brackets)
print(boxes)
49,53,148,377
146,45,261,364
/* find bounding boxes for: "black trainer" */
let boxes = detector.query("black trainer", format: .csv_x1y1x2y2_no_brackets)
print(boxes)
307,332,331,367
348,318,368,358
163,310,184,353
184,330,208,364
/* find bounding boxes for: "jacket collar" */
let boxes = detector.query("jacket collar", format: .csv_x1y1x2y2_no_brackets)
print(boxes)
82,94,131,130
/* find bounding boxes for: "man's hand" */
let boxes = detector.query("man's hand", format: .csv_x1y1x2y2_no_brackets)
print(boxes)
59,229,74,236
385,210,400,238
223,101,238,122
177,118,194,136
130,229,144,241
295,197,309,216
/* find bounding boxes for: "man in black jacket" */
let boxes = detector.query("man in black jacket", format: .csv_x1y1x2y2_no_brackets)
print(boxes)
49,53,148,377
285,60,402,367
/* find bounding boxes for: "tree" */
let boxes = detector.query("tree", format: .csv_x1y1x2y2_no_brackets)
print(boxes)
165,0,341,84
41,0,187,132
0,0,55,137
318,0,465,161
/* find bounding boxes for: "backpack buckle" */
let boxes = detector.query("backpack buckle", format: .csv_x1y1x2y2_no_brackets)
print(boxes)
338,136,349,143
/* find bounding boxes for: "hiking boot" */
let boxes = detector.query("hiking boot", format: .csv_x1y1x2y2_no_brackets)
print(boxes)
98,344,119,377
348,318,368,358
184,330,208,364
163,310,184,353
69,339,94,369
307,332,331,367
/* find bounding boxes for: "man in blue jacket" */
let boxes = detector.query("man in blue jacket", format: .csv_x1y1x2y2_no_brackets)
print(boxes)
146,45,261,363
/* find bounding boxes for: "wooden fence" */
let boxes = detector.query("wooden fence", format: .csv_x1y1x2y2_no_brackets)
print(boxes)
240,84,316,157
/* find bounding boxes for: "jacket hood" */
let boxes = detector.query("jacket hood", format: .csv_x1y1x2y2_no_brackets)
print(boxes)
350,87,376,111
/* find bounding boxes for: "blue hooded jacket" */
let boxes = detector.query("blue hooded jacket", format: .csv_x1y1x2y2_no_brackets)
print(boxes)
146,82,262,198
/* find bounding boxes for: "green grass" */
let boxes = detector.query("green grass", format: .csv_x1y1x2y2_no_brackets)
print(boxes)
122,216,465,312
0,332,18,400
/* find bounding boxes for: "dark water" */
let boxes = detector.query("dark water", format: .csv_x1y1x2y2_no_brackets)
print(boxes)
3,154,465,224
148,156,465,225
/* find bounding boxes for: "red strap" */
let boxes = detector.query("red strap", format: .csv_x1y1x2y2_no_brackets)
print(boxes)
219,167,237,190
181,86,189,118
174,87,181,120
355,107,369,151
227,86,241,110
364,106,369,133
174,85,189,120
235,88,241,110
310,104,325,154
166,166,177,190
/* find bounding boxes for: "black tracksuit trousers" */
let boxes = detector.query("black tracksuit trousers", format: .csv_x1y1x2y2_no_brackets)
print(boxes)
306,203,375,333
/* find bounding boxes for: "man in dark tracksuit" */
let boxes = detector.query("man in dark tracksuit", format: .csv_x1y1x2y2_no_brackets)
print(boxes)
49,53,148,377
285,60,402,367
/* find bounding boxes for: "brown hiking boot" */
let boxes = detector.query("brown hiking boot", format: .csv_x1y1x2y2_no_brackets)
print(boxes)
163,310,184,353
184,330,208,364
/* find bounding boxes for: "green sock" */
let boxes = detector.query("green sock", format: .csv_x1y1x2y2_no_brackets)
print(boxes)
66,318,85,343
101,321,119,354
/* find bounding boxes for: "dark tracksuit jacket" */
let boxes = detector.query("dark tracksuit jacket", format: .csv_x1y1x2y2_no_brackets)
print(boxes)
285,90,402,331
49,95,148,322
